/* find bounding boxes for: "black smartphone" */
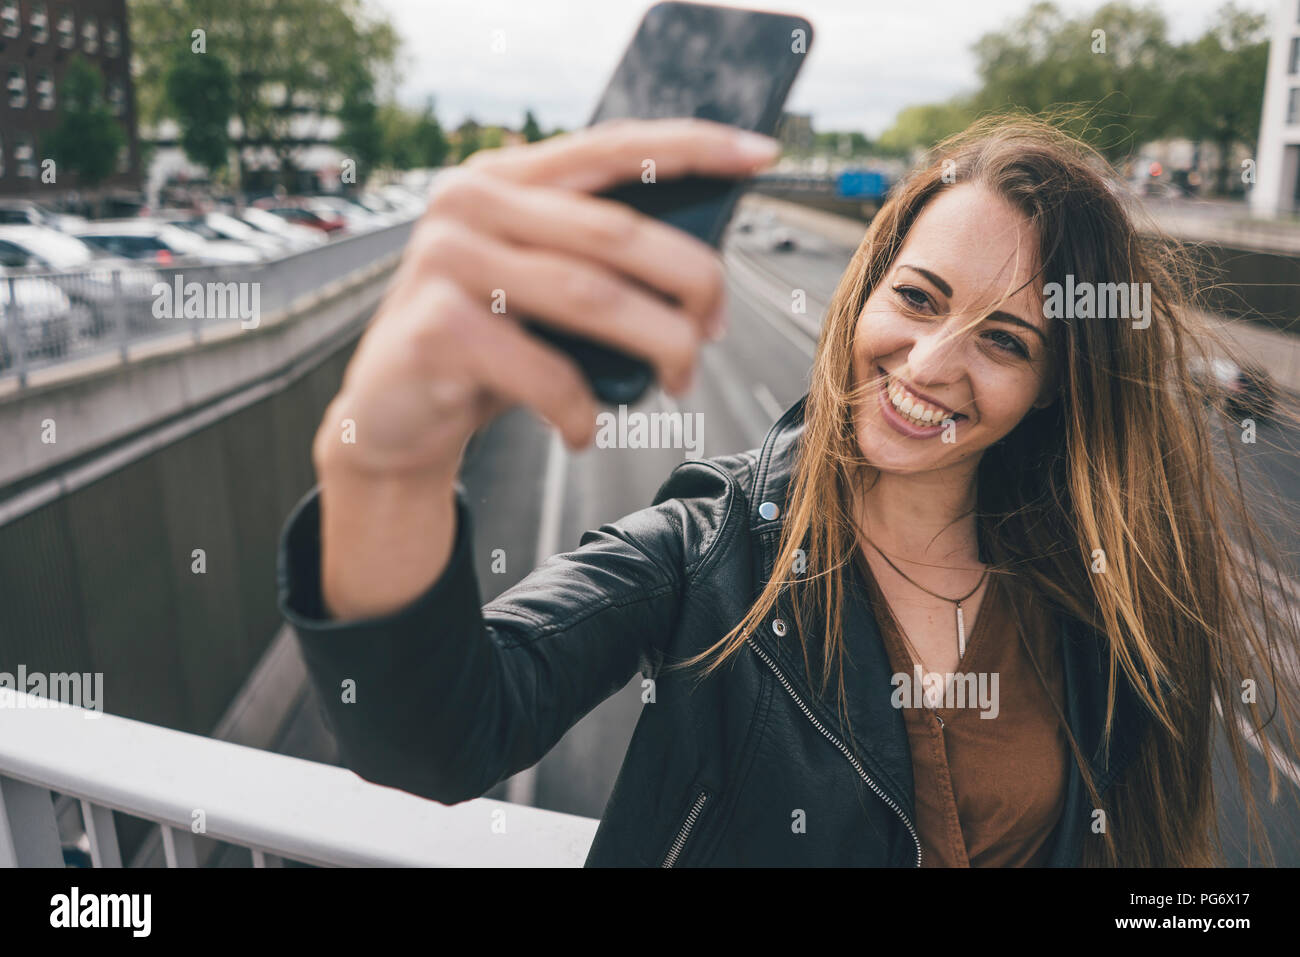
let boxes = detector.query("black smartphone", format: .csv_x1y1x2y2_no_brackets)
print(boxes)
531,1,813,405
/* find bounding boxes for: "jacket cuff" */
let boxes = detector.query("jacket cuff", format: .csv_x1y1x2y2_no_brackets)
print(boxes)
275,483,480,638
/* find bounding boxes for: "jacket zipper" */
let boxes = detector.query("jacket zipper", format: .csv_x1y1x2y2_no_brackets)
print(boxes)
661,790,709,868
747,636,923,867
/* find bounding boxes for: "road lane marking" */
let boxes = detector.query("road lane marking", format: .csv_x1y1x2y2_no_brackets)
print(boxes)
726,272,816,359
699,347,774,446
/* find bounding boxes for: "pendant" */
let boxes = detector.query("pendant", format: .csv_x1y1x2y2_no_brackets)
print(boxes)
956,601,966,659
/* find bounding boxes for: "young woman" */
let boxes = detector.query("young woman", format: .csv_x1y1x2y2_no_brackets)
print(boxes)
278,116,1300,866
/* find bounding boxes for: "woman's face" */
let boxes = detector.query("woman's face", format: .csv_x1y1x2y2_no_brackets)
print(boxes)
851,183,1054,476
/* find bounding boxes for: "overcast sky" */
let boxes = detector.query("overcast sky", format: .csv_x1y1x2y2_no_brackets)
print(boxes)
368,0,1262,136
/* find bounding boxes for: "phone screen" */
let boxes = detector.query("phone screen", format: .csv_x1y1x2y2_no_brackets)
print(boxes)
534,2,813,404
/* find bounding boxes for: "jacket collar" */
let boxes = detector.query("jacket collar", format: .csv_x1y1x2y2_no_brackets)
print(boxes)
744,393,1150,824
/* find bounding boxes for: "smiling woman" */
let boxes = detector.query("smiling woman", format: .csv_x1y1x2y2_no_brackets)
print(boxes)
670,115,1300,866
280,115,1300,868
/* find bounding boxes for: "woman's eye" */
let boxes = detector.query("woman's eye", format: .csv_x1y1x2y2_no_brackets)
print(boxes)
894,285,931,312
983,329,1029,358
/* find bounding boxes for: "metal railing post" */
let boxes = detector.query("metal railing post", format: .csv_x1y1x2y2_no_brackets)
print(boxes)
80,799,123,867
6,275,27,387
113,269,130,362
0,775,63,867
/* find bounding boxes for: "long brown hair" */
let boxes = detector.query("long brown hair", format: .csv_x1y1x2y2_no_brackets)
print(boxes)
677,114,1300,866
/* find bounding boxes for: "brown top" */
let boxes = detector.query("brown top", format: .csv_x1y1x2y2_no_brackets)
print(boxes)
857,553,1070,867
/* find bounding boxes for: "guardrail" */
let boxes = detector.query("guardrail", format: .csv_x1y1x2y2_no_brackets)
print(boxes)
0,689,599,867
0,220,417,387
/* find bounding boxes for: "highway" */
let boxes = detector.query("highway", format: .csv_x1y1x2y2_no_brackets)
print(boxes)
283,194,1300,865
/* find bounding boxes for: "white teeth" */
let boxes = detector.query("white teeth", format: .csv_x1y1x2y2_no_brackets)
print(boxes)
885,374,952,427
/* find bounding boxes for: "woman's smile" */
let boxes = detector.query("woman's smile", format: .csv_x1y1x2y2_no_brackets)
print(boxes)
877,366,966,437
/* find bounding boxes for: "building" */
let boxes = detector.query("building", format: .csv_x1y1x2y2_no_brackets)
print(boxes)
0,0,139,198
1252,0,1300,217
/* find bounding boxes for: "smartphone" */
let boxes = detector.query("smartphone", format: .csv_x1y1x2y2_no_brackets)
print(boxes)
531,1,813,405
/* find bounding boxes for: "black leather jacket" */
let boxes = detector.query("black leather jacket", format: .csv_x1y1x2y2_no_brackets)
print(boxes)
277,395,1150,866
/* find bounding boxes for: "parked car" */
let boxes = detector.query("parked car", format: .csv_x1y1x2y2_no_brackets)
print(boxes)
0,199,88,231
72,220,262,266
236,206,329,250
0,269,87,366
306,196,394,231
156,210,286,259
252,199,345,235
376,184,426,216
0,225,163,339
1188,356,1278,420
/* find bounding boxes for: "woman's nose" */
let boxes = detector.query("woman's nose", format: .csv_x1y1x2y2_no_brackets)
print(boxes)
902,322,965,386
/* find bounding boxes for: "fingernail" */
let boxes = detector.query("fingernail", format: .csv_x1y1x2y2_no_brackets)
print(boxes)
733,131,781,162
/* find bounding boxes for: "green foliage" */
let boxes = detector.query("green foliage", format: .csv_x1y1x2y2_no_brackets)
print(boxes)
522,110,544,143
1165,3,1269,192
877,100,977,155
455,119,482,162
44,56,126,190
876,0,1270,183
164,47,234,173
131,0,399,187
337,69,384,179
375,100,449,170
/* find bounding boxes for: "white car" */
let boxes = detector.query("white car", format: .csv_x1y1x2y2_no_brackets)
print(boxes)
0,269,86,364
0,224,163,339
161,212,286,259
307,196,395,231
376,185,426,216
237,207,328,250
72,220,262,266
0,199,88,230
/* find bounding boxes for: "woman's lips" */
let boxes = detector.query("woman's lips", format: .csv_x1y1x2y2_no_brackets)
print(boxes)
876,368,964,438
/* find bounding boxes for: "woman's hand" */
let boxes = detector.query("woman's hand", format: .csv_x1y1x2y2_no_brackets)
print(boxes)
311,118,781,620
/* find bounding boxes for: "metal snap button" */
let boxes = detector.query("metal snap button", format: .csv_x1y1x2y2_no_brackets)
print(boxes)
772,618,787,637
759,501,780,521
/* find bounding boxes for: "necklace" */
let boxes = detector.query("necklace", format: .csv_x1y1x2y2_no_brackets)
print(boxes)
862,537,989,661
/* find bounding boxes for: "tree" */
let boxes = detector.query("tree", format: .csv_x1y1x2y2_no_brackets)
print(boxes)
969,1,1177,160
877,100,976,156
164,47,234,175
410,99,450,167
337,68,384,183
455,119,482,162
1166,3,1269,195
132,0,399,190
522,109,544,143
43,56,125,204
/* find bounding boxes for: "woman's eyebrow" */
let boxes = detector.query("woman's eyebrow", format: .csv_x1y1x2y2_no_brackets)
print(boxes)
899,263,1046,344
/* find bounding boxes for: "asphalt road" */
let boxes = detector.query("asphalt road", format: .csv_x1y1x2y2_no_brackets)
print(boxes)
286,195,1300,865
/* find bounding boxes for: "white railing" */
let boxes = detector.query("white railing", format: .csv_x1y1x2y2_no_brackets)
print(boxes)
0,689,598,867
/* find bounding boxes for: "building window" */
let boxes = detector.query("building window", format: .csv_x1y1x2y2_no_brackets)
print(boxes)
14,134,36,179
30,1,48,43
56,8,74,49
1290,87,1300,125
2,1,19,40
35,70,54,110
107,78,124,116
105,18,121,57
82,15,98,54
7,65,26,109
0,134,5,179
1292,36,1300,75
